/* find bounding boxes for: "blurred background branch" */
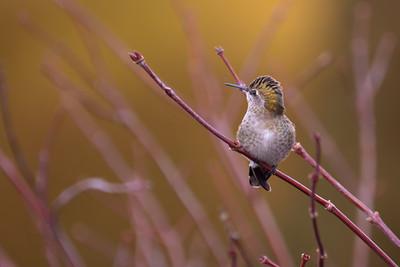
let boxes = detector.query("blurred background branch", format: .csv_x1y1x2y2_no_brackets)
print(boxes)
0,0,399,266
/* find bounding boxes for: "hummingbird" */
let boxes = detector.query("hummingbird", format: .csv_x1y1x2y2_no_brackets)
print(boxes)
225,76,296,191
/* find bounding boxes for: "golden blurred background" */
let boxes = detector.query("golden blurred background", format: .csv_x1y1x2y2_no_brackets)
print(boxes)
0,0,399,266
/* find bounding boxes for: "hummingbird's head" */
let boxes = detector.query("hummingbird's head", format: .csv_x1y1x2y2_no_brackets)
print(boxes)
225,75,285,115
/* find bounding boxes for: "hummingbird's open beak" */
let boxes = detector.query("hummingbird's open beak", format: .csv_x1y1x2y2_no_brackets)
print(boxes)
224,83,249,93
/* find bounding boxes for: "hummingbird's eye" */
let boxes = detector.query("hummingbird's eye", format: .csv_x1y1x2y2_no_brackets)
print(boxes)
249,89,257,95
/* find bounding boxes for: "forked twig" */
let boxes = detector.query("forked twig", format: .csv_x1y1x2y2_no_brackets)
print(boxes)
129,51,397,266
309,134,326,267
293,143,400,249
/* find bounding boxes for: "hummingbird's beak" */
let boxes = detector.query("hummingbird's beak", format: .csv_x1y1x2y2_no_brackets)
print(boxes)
224,83,249,93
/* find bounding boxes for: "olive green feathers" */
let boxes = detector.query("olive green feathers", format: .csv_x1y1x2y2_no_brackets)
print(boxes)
249,76,285,115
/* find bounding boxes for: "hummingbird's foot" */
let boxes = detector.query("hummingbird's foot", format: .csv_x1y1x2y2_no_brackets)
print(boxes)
270,165,277,176
229,140,242,151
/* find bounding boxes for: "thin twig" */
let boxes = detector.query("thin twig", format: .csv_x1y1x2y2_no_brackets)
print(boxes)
0,69,35,184
309,133,326,267
228,241,238,267
220,211,253,267
215,47,244,86
299,253,311,267
240,0,294,81
0,247,17,267
53,177,148,210
130,51,398,266
259,255,280,267
36,107,65,201
294,52,333,89
225,0,294,122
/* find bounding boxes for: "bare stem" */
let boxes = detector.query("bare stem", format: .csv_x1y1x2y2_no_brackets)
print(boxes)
0,69,35,184
299,253,311,267
309,134,326,267
215,47,244,86
228,241,238,267
53,177,148,210
220,211,253,267
259,255,280,267
36,107,65,201
130,51,398,267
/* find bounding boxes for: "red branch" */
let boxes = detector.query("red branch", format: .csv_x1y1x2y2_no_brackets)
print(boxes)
129,51,398,267
309,134,326,267
259,255,280,267
215,46,244,86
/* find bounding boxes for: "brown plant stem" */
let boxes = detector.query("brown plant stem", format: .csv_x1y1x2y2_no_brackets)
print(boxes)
129,51,398,267
309,134,326,267
299,253,311,267
220,211,253,267
228,242,238,267
294,52,333,90
0,247,17,267
53,177,148,210
36,107,65,201
0,69,35,184
259,255,280,267
225,0,294,122
215,46,244,86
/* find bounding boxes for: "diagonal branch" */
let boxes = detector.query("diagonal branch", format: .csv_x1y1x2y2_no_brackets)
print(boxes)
129,51,398,267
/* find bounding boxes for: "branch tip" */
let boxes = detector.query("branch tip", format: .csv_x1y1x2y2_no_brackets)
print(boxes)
128,51,144,65
301,253,311,261
214,46,224,55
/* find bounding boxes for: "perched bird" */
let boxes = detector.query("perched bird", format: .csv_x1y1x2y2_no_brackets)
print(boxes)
225,76,296,191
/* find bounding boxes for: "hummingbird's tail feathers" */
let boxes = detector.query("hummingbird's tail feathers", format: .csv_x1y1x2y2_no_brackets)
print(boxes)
248,162,274,191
